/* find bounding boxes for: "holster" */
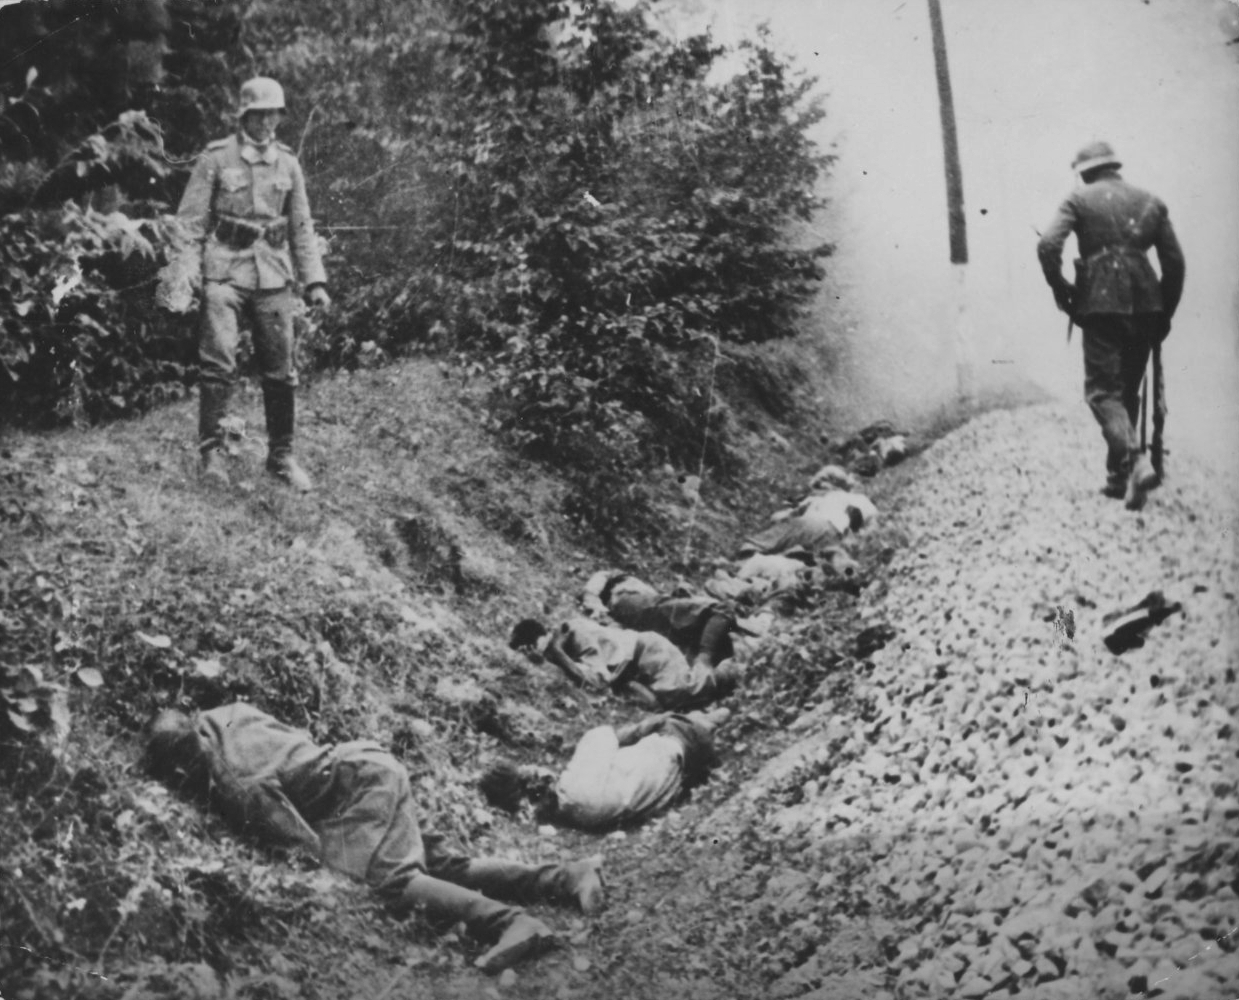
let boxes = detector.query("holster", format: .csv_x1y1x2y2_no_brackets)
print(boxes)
214,216,289,250
1072,257,1087,300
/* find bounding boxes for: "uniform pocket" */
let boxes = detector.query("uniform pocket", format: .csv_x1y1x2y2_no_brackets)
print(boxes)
217,167,253,216
220,167,250,193
265,173,293,215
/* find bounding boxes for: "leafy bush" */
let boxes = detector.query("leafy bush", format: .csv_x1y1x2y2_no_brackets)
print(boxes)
412,4,833,465
256,0,832,534
1,0,832,540
0,0,241,427
1,182,198,424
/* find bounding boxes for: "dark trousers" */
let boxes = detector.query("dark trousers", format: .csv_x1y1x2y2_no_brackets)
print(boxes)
695,610,735,667
1080,314,1160,478
197,281,298,455
304,743,570,908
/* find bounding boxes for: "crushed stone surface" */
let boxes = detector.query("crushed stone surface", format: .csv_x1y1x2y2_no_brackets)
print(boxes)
718,403,1239,1000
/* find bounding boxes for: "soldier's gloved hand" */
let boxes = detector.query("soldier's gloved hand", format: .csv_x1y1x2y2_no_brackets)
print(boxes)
306,284,332,309
1053,283,1075,316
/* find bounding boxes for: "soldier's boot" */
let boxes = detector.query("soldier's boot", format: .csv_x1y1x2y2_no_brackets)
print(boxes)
547,857,606,915
262,382,313,492
449,856,606,915
198,382,232,487
1100,448,1127,499
1100,473,1126,500
1125,451,1157,512
389,875,557,973
712,658,744,694
692,611,735,670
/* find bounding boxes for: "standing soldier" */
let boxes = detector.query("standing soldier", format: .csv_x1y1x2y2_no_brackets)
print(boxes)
177,76,331,491
1037,141,1185,511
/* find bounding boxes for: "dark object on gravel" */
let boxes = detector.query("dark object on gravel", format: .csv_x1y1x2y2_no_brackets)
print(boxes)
1102,590,1182,653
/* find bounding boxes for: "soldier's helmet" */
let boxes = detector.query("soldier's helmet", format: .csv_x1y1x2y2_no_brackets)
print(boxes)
238,77,286,117
1071,141,1121,174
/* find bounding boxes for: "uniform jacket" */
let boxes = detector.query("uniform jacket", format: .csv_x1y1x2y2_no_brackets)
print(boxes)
554,618,719,710
1037,174,1184,319
177,133,327,291
193,703,423,887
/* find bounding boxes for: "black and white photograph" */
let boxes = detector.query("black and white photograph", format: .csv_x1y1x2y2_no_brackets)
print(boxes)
1,1,1237,998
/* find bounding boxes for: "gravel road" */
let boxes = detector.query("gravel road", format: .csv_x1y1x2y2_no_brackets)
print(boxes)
733,402,1239,1000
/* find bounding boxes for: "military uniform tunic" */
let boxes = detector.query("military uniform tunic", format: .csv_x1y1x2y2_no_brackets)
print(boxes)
178,133,326,292
553,617,726,710
1037,173,1186,480
177,133,326,394
190,703,572,909
1037,174,1184,319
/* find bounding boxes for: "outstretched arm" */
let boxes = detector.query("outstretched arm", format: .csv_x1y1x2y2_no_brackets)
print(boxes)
615,713,671,746
543,632,590,687
209,772,321,856
616,681,661,712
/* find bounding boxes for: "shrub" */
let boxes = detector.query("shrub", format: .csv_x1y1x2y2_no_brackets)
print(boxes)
0,136,198,426
1,0,833,540
0,0,241,427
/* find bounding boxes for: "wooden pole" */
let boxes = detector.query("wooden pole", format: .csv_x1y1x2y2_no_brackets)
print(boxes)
927,0,967,265
927,0,973,403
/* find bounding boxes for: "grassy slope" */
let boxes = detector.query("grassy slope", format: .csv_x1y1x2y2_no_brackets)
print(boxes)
2,348,894,999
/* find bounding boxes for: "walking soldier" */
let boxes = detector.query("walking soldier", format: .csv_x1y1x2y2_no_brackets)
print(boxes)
1037,141,1185,511
177,76,331,491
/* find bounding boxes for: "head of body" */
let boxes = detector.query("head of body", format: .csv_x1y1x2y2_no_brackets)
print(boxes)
510,618,557,660
1073,140,1122,185
816,544,864,594
147,708,212,795
597,572,657,608
237,76,285,149
478,760,557,820
675,717,720,789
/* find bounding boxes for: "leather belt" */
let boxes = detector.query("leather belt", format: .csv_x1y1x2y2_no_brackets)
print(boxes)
214,216,288,250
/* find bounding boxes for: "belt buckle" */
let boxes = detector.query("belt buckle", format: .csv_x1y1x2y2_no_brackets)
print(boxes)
265,221,288,248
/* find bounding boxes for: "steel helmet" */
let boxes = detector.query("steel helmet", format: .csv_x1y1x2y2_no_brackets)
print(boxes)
237,77,285,117
1072,140,1122,174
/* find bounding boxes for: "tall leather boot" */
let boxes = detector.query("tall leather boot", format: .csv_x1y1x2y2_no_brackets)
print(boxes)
198,381,232,486
438,857,605,914
712,658,744,694
262,381,312,492
387,874,557,973
693,611,735,668
1101,449,1127,499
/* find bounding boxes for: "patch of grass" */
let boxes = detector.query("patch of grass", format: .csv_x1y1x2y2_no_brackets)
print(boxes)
1,343,917,997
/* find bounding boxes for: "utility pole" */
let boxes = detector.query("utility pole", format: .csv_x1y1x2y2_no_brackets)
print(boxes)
926,0,974,404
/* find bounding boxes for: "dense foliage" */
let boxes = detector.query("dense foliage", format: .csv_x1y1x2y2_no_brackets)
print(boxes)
0,0,832,534
1,0,240,424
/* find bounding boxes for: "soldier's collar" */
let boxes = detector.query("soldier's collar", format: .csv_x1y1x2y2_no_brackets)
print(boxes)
238,133,279,165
